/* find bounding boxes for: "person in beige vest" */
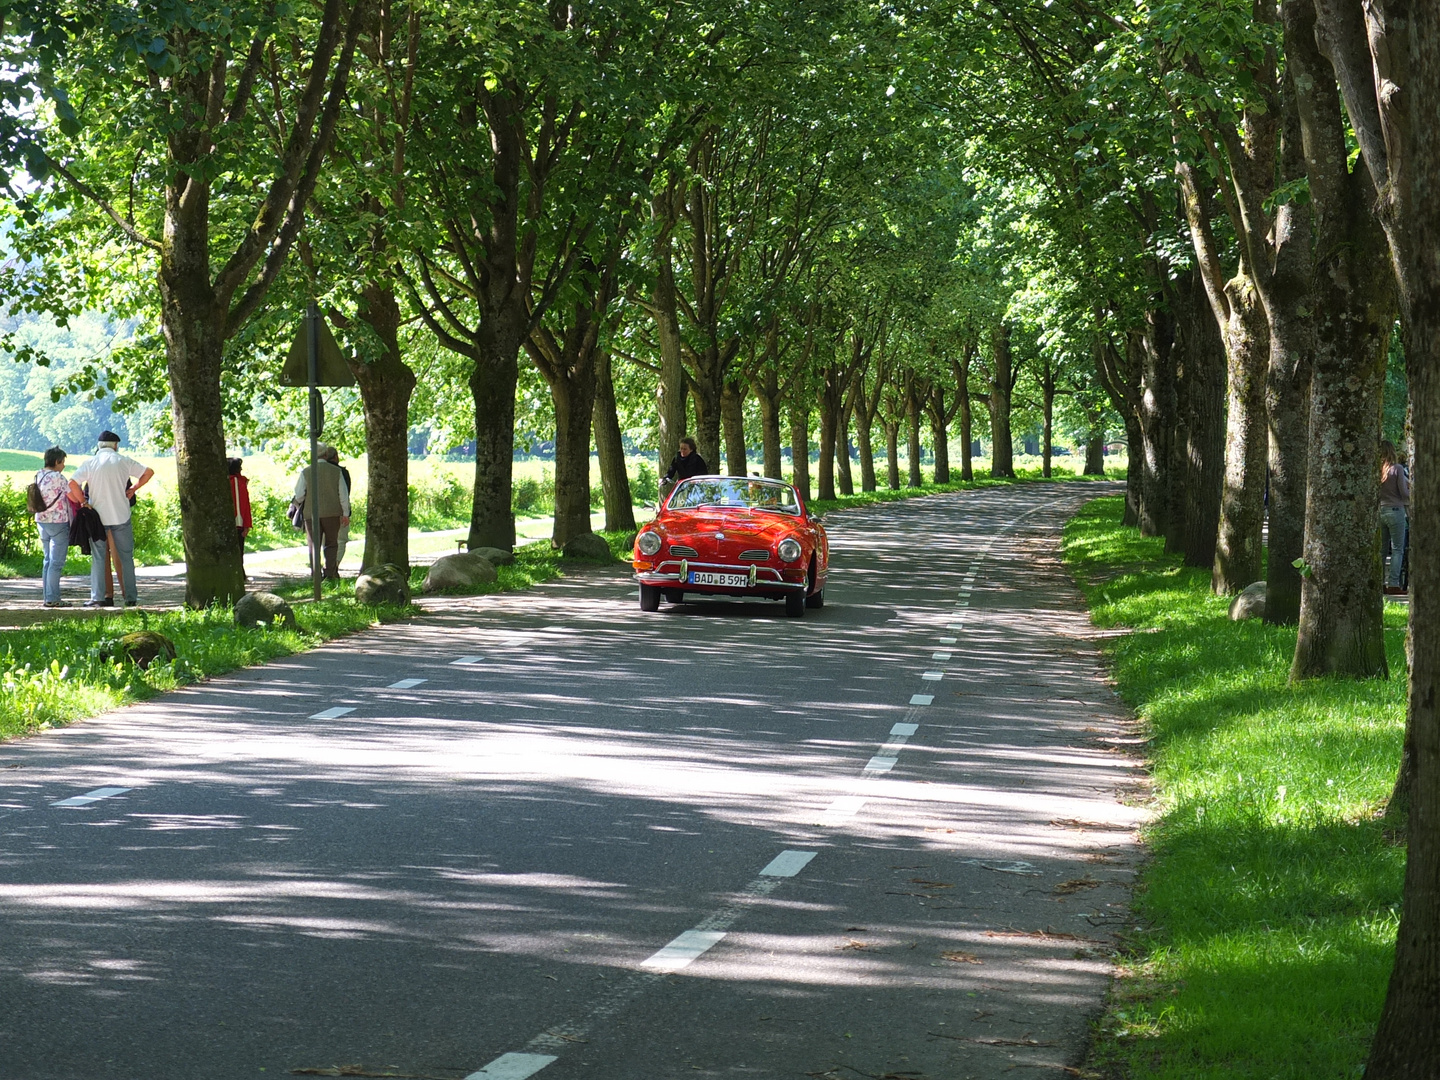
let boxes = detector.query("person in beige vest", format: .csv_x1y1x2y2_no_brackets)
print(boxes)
293,446,351,580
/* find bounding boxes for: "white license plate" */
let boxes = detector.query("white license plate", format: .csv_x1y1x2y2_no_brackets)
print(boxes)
689,571,746,587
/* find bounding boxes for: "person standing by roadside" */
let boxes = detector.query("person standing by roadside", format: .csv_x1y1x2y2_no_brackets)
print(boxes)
661,437,708,498
1380,440,1410,595
322,446,354,568
68,431,154,609
229,458,252,576
33,447,76,608
293,446,350,581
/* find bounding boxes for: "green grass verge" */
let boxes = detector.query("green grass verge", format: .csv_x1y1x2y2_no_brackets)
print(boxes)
0,598,411,741
1063,496,1405,1080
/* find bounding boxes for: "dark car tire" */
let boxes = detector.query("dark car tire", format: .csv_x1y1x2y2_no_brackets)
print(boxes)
639,584,661,612
785,592,806,617
806,589,825,609
663,589,684,604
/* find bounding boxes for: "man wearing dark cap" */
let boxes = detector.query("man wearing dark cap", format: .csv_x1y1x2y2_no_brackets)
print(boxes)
68,430,154,608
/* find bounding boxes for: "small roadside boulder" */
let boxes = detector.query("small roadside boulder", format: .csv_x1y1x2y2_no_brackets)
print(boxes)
1229,580,1267,621
471,545,514,566
562,532,612,561
104,631,177,670
235,591,299,631
423,551,497,594
355,563,410,606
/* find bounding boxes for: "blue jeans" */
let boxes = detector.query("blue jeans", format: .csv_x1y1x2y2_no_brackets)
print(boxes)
93,520,138,605
1381,506,1408,588
38,521,68,605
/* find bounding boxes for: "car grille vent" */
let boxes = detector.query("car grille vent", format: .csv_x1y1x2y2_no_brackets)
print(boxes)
668,544,698,557
740,549,771,562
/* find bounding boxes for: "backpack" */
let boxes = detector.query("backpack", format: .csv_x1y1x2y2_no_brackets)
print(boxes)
26,472,62,515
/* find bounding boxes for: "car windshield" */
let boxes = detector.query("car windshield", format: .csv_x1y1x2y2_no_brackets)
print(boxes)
669,477,801,515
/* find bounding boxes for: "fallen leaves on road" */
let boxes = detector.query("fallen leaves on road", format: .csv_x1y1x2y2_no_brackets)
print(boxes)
927,1033,1058,1047
1049,818,1111,830
940,950,983,964
1054,877,1102,895
290,1067,453,1079
984,928,1083,942
839,938,876,951
909,878,953,889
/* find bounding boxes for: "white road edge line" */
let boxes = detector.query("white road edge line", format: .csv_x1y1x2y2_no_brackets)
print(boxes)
51,787,131,808
922,671,943,681
760,849,818,877
387,678,427,690
910,694,934,705
451,656,485,665
939,636,957,644
308,706,355,720
863,755,897,773
891,722,919,736
933,651,952,660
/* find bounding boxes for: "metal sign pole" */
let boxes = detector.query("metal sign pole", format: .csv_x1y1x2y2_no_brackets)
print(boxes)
307,300,323,602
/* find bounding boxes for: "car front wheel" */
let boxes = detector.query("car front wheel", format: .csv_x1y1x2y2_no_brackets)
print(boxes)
639,584,661,612
806,589,825,609
785,591,806,617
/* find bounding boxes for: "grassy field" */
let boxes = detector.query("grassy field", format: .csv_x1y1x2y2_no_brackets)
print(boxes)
1063,496,1406,1079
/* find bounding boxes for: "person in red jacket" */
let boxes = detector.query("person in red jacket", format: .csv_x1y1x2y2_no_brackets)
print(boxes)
229,458,252,574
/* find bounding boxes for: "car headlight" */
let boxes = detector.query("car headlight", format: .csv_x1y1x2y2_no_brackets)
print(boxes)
777,538,802,563
637,531,662,556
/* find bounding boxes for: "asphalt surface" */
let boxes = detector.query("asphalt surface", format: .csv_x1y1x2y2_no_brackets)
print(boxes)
0,481,1145,1080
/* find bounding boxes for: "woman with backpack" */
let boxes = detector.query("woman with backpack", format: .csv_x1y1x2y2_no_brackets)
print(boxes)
31,446,76,608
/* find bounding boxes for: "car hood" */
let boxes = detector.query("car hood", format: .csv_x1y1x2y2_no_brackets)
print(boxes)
658,510,805,546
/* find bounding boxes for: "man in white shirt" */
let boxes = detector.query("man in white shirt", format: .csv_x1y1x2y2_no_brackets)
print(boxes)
69,430,154,608
293,446,351,580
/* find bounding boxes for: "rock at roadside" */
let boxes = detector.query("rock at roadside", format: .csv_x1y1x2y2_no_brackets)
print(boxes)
423,551,497,594
235,591,299,631
563,532,612,561
102,631,177,670
355,563,411,606
471,546,514,566
1229,581,1267,621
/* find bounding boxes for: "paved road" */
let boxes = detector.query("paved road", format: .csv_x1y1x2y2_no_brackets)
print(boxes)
0,482,1144,1080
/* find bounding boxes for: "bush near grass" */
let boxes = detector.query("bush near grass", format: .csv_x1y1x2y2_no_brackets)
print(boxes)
1064,496,1405,1080
0,598,411,740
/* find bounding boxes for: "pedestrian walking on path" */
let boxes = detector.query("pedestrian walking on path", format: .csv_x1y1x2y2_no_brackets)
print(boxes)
229,458,252,575
1380,440,1410,595
293,446,350,581
323,445,353,567
31,447,76,608
68,431,154,609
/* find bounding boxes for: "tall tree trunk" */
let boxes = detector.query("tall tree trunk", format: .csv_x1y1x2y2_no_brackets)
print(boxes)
547,363,596,549
593,347,634,532
1174,269,1227,569
348,282,415,573
884,421,900,490
1084,421,1105,475
652,192,687,479
1211,286,1270,593
836,404,855,495
1287,0,1392,676
856,414,877,491
691,373,722,476
722,378,747,476
1040,362,1055,478
906,382,923,488
468,340,520,552
1136,309,1177,542
958,367,974,482
789,401,811,502
755,373,784,481
990,324,1015,478
1121,413,1143,527
929,386,951,484
817,388,838,501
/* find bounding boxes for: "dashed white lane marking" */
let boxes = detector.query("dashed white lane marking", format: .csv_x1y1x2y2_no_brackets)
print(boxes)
309,706,355,720
910,694,934,706
891,722,919,736
922,671,943,681
939,636,957,644
464,1053,558,1080
641,929,727,972
821,795,868,821
946,622,965,631
932,650,952,660
51,787,130,808
451,656,485,666
469,851,818,1077
863,756,897,774
759,849,818,877
387,678,427,690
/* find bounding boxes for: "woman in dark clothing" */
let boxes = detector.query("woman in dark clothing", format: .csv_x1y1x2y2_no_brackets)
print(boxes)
662,437,709,485
1380,440,1410,595
229,458,252,574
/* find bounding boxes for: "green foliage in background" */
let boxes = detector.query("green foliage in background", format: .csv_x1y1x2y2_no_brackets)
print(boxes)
1063,496,1405,1080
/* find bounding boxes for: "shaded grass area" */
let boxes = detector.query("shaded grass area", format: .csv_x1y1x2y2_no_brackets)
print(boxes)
0,599,409,741
1064,496,1405,1080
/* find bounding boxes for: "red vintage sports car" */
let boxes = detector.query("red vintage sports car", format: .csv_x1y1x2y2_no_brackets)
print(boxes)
632,475,829,616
